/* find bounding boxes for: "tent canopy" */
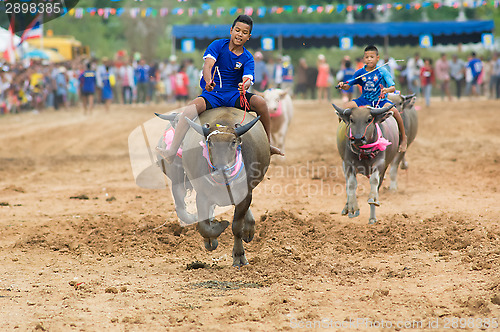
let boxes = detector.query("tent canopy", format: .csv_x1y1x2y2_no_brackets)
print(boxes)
173,20,494,49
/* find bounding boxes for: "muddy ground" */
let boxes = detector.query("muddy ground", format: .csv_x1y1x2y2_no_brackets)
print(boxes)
0,97,499,331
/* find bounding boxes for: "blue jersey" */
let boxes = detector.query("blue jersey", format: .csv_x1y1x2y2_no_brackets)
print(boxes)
135,65,150,83
79,70,96,93
342,67,356,93
201,39,254,92
349,66,394,102
467,58,482,79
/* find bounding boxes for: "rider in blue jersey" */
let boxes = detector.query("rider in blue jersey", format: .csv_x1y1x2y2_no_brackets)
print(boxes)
337,45,407,152
159,15,283,163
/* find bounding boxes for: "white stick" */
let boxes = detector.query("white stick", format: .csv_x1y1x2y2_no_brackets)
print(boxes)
337,59,405,88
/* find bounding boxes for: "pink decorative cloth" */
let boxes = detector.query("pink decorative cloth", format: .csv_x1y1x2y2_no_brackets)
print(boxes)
359,123,392,151
163,127,183,157
269,101,283,118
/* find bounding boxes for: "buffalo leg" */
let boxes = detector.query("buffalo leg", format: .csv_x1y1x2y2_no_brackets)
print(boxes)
171,182,196,224
342,164,360,218
242,208,255,243
400,154,409,169
368,169,380,224
160,158,197,224
196,193,229,251
232,195,252,267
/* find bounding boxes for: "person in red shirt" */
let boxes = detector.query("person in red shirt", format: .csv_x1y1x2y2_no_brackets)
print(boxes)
173,63,190,106
420,58,435,107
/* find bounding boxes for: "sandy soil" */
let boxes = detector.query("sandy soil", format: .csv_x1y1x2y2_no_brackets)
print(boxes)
0,97,499,331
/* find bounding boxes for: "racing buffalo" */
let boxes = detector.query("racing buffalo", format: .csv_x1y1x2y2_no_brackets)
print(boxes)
167,107,270,266
387,93,418,191
333,103,399,224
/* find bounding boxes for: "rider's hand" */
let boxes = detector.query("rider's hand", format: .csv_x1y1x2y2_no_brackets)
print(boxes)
380,87,388,98
206,80,216,92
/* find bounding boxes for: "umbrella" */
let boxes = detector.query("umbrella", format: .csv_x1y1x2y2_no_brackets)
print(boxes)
23,49,49,60
23,48,65,62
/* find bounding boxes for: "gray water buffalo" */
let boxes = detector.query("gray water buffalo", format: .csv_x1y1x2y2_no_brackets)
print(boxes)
255,88,293,153
387,93,418,191
155,112,196,225
333,103,399,224
181,107,270,266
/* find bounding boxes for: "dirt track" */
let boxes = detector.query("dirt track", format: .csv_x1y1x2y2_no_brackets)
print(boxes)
0,98,499,331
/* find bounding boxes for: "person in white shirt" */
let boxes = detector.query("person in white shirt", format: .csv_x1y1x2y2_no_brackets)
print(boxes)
449,54,465,99
406,52,424,96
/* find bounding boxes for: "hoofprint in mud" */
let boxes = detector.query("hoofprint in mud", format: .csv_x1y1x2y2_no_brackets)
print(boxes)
1,99,499,331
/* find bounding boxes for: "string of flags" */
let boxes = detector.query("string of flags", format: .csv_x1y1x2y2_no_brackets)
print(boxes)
65,1,500,19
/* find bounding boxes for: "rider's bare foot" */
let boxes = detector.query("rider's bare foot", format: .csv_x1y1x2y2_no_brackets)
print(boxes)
270,145,284,156
398,137,408,153
156,146,176,164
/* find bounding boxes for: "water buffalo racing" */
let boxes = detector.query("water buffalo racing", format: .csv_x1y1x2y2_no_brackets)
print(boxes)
156,107,270,266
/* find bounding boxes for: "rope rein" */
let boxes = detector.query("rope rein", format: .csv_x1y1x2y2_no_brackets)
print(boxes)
239,77,251,124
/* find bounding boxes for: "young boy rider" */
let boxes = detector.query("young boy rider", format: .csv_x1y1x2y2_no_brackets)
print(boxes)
337,45,407,152
158,15,283,163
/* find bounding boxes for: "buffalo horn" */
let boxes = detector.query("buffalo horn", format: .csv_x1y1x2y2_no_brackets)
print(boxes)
234,116,261,137
331,103,345,114
154,112,178,121
186,117,211,137
368,104,394,116
402,93,416,102
331,103,352,118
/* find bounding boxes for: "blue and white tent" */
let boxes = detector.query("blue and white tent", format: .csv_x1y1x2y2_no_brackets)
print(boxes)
172,20,494,51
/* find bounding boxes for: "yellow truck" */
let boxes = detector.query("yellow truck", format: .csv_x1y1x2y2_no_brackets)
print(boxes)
27,36,89,61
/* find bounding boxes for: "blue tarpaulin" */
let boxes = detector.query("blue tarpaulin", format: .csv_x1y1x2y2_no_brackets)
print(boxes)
173,20,494,39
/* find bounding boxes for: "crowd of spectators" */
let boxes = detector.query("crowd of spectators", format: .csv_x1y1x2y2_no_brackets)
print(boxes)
0,55,201,115
1,50,499,115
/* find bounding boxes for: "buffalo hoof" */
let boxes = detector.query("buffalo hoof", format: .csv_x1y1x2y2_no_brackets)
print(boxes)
242,227,255,243
233,254,249,267
348,210,360,218
368,218,378,224
368,198,380,206
389,183,398,191
204,238,218,251
400,161,409,170
341,206,348,216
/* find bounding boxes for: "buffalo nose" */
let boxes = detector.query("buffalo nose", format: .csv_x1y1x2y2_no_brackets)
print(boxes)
351,136,366,145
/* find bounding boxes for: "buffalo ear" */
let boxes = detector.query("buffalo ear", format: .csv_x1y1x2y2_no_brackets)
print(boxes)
404,95,417,109
279,88,290,98
378,110,393,123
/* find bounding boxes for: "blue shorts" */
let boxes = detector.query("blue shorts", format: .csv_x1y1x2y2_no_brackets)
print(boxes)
200,90,255,110
353,96,393,108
